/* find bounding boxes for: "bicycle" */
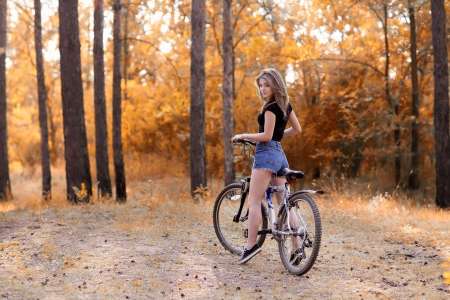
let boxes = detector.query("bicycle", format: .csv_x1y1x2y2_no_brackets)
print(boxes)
213,139,323,275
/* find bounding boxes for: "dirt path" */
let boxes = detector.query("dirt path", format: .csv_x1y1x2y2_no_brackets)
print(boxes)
1,180,449,299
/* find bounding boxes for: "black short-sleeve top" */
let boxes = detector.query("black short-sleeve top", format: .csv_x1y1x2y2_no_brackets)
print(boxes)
257,101,293,142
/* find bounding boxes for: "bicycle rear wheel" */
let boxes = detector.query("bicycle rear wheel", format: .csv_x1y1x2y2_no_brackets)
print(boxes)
213,183,268,255
277,193,322,275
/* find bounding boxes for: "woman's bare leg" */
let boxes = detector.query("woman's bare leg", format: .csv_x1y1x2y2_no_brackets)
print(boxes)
272,176,286,206
272,177,300,250
245,169,273,250
272,176,286,207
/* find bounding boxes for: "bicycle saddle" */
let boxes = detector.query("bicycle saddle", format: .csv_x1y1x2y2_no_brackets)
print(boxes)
279,168,304,179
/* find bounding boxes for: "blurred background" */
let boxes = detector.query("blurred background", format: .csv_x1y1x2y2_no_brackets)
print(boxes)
2,0,450,205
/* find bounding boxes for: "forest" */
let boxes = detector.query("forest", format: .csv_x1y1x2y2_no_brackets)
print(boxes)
0,0,449,206
0,0,449,298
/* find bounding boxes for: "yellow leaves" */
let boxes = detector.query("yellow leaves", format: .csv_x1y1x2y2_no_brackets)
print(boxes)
0,241,19,251
193,185,210,202
0,199,15,212
132,279,143,286
443,258,450,285
73,183,88,200
3,0,440,193
444,272,450,285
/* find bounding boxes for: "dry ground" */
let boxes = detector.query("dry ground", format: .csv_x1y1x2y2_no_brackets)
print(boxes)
1,174,449,299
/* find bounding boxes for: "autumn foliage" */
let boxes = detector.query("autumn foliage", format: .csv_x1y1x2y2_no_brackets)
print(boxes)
3,0,450,202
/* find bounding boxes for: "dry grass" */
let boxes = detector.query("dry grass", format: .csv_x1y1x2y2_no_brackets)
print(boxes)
0,170,449,299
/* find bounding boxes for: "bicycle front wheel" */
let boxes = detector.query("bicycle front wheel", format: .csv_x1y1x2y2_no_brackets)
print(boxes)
213,183,268,255
278,193,322,275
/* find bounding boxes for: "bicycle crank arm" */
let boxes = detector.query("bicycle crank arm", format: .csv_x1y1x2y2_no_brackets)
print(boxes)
272,230,299,236
244,229,272,238
258,229,272,235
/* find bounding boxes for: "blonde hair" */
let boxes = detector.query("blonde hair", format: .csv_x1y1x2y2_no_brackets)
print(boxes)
254,68,290,117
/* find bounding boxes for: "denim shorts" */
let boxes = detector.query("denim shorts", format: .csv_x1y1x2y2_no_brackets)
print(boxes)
252,141,289,177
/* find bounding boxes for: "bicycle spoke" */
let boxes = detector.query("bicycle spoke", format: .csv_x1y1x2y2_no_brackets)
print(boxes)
277,193,322,275
213,183,268,255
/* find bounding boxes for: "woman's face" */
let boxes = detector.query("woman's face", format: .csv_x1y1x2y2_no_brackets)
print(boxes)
258,78,274,99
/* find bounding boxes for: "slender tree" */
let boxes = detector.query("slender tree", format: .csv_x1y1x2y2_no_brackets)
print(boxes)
190,0,207,196
122,6,129,102
430,0,450,208
59,0,92,203
407,0,420,190
94,0,112,198
384,4,401,187
369,2,400,186
34,0,51,199
222,0,235,186
0,0,9,201
113,0,126,202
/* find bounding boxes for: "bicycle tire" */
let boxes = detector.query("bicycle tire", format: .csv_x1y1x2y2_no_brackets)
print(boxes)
213,183,268,255
277,193,322,275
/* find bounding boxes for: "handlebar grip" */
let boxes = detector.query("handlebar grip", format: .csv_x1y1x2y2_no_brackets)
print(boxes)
232,139,256,146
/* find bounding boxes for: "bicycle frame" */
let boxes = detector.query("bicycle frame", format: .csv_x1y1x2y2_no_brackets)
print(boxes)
264,183,309,239
230,140,323,241
232,177,317,240
214,140,323,275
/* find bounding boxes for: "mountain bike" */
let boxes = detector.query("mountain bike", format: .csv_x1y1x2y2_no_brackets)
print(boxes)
213,139,323,275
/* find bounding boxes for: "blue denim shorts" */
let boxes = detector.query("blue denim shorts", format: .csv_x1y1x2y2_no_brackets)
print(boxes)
252,141,289,177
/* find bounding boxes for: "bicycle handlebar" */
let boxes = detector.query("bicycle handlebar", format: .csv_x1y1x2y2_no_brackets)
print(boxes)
231,139,256,146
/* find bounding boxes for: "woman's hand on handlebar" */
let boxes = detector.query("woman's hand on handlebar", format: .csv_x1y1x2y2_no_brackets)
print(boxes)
231,134,244,143
230,134,256,146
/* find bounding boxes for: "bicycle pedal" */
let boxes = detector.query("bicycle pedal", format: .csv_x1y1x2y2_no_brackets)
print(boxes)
304,238,313,247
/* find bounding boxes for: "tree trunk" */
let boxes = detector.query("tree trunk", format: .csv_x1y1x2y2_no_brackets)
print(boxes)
222,0,235,186
430,0,450,208
190,0,207,196
408,0,420,190
94,0,112,198
113,0,127,202
382,3,401,186
0,0,10,201
34,0,51,199
394,120,401,187
382,4,391,111
59,0,92,203
47,95,57,163
122,7,128,102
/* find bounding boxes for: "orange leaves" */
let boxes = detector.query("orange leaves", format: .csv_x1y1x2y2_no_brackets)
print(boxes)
444,258,450,285
2,0,439,187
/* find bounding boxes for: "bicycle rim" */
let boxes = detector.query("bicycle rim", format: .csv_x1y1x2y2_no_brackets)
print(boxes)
278,193,322,275
213,183,268,255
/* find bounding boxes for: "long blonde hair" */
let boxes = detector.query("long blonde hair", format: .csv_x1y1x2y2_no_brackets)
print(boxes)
254,68,290,117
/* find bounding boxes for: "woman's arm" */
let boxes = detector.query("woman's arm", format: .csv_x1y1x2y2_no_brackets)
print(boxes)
283,110,302,137
231,111,275,142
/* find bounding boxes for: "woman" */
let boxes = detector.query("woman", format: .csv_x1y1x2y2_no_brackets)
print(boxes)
231,68,302,264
